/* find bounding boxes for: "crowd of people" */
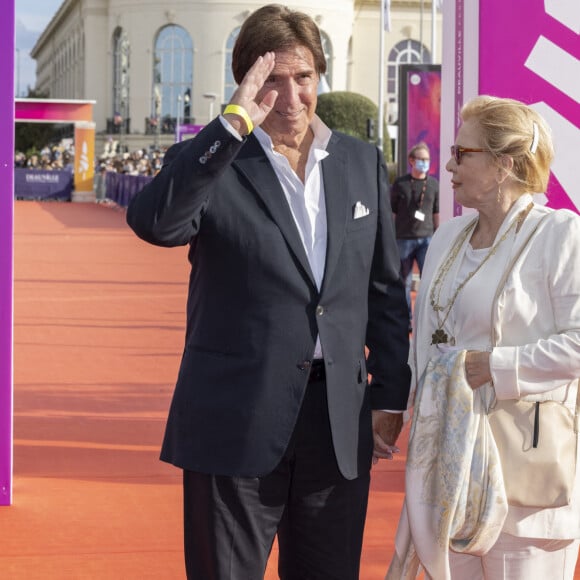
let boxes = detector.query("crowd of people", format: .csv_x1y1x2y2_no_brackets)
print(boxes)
14,138,167,178
14,140,168,203
14,141,75,171
97,139,166,176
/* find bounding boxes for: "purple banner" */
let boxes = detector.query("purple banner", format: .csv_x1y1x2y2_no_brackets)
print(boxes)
105,172,153,207
177,123,205,142
14,169,73,201
1,1,14,506
405,68,442,181
398,65,442,181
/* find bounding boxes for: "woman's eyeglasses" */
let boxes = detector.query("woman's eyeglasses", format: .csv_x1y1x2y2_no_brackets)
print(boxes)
450,145,489,164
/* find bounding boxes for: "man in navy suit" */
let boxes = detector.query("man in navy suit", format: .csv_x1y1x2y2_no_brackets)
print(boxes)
127,4,410,578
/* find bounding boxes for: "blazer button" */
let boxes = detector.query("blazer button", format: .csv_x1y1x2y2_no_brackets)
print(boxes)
316,305,324,316
296,361,312,371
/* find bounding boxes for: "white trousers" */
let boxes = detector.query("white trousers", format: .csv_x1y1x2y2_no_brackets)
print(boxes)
449,533,579,580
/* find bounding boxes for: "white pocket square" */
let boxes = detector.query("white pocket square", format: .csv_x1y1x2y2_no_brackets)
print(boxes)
353,201,370,219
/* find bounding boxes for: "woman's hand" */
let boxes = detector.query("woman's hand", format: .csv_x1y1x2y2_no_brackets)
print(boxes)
224,52,279,135
371,411,402,463
464,350,492,390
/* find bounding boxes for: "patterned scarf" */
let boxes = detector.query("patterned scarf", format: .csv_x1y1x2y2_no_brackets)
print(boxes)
386,350,508,579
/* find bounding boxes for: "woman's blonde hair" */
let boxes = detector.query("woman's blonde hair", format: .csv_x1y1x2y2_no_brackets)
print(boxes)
461,95,554,193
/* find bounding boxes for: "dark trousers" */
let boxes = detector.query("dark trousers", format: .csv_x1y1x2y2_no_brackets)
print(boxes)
397,236,431,320
182,376,371,579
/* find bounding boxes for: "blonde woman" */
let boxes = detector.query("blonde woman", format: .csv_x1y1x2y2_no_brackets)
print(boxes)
388,95,580,579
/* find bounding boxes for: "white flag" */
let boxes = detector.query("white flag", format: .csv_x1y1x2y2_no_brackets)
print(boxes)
384,0,392,32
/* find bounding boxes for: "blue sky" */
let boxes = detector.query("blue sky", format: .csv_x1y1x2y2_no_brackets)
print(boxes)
15,0,63,96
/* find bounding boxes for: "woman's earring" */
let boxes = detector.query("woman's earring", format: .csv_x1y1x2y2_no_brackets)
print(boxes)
497,184,502,205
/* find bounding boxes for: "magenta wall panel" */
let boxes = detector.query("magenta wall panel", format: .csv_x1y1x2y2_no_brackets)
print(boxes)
1,0,15,506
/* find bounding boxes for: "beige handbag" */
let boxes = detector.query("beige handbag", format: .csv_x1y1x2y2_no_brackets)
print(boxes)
488,393,579,507
486,210,579,508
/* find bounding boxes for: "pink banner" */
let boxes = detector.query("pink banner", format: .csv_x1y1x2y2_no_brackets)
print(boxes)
479,0,579,211
15,99,94,123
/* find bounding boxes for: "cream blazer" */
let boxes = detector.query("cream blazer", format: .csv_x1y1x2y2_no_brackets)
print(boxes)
411,194,580,539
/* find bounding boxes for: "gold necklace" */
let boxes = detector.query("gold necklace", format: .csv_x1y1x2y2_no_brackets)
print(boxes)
429,203,533,345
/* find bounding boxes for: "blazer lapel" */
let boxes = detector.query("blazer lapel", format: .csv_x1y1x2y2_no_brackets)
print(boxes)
233,136,316,287
320,137,349,294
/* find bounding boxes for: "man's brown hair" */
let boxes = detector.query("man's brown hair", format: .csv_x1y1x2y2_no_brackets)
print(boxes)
232,4,327,85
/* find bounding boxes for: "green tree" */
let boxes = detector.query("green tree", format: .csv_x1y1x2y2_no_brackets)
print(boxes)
316,91,392,162
14,88,57,157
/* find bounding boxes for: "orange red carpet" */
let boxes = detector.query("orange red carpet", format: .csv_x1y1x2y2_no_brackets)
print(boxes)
2,201,578,579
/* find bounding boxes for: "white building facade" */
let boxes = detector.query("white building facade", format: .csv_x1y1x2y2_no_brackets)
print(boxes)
31,0,442,152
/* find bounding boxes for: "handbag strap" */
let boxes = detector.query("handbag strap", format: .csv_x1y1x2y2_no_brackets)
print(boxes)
489,209,580,427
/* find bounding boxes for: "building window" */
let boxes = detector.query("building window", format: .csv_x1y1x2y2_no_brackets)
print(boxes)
152,25,193,134
320,30,333,91
387,39,430,123
224,27,240,104
112,27,130,133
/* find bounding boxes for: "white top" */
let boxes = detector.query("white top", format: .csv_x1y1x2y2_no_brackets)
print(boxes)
253,117,331,292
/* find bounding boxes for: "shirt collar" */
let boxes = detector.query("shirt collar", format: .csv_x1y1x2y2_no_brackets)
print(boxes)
253,114,332,155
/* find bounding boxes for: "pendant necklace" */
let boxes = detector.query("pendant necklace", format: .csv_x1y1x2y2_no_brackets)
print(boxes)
429,203,533,345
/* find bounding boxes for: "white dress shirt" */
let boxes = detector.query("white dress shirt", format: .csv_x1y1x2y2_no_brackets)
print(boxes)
252,116,331,359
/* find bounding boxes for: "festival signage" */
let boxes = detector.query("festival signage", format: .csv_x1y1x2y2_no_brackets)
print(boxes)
440,0,579,218
15,99,97,202
74,122,96,200
397,65,442,182
14,169,73,201
479,0,578,212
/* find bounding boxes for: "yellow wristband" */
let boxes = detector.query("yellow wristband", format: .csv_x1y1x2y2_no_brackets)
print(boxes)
223,104,254,134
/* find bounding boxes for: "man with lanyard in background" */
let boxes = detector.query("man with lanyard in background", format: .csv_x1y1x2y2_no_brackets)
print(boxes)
391,141,439,331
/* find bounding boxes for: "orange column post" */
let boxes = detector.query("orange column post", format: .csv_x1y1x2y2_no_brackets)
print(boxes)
73,121,96,202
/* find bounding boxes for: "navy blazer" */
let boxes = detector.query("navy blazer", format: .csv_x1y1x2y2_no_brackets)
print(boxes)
127,117,410,479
